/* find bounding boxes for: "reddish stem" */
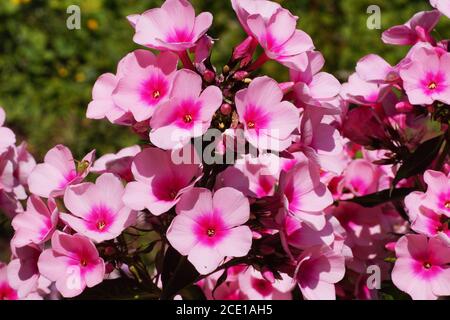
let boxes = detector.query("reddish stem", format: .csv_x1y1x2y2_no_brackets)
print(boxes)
247,52,270,72
178,50,195,70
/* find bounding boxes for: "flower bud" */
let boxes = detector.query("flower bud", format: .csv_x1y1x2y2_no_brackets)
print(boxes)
385,242,397,252
105,263,115,274
261,268,276,283
104,246,116,256
233,70,249,81
203,69,215,83
232,36,258,67
220,103,232,116
395,101,413,113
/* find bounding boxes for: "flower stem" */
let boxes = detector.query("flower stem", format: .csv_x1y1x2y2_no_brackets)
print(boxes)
178,50,195,71
247,52,269,72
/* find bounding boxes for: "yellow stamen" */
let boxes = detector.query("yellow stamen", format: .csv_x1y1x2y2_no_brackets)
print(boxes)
97,220,106,231
183,114,193,123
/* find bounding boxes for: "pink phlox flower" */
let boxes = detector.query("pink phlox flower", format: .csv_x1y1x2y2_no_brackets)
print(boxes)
28,145,95,198
166,187,252,274
11,195,59,248
38,231,105,298
61,173,137,243
382,10,440,46
123,147,202,216
131,0,213,52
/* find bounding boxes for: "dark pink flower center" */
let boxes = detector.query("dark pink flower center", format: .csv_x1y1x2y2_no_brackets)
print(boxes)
421,71,446,95
193,211,229,247
264,32,282,54
256,176,275,197
80,258,88,267
412,259,443,279
85,204,115,233
73,255,96,275
435,215,450,233
244,104,270,133
152,175,185,202
59,170,78,189
251,278,273,297
0,283,18,300
170,99,201,129
439,191,450,211
166,28,194,43
140,73,169,107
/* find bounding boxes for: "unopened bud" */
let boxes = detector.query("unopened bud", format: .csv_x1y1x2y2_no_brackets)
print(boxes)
105,263,115,274
261,268,275,283
395,101,413,113
384,242,396,252
203,69,215,83
233,70,249,81
104,246,116,256
76,160,90,174
220,103,232,116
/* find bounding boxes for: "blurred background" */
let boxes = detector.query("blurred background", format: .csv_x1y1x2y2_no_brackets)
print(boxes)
0,0,447,160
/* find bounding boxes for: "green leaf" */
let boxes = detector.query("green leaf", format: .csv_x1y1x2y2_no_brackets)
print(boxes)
393,135,445,186
160,247,199,300
180,285,207,300
346,188,415,208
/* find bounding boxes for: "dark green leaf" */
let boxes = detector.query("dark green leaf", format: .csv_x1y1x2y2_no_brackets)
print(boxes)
346,188,415,208
160,247,199,300
393,135,444,186
180,285,207,300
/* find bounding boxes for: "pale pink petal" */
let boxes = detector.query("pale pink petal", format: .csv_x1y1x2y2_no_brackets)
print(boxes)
28,164,66,198
176,188,213,220
171,69,202,100
212,187,250,228
192,12,213,39
63,183,95,218
166,215,199,255
188,243,224,275
356,54,393,83
84,260,105,288
215,226,252,257
308,72,341,99
198,85,223,122
382,25,416,45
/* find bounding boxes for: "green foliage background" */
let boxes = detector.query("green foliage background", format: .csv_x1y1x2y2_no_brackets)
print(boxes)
0,0,446,160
